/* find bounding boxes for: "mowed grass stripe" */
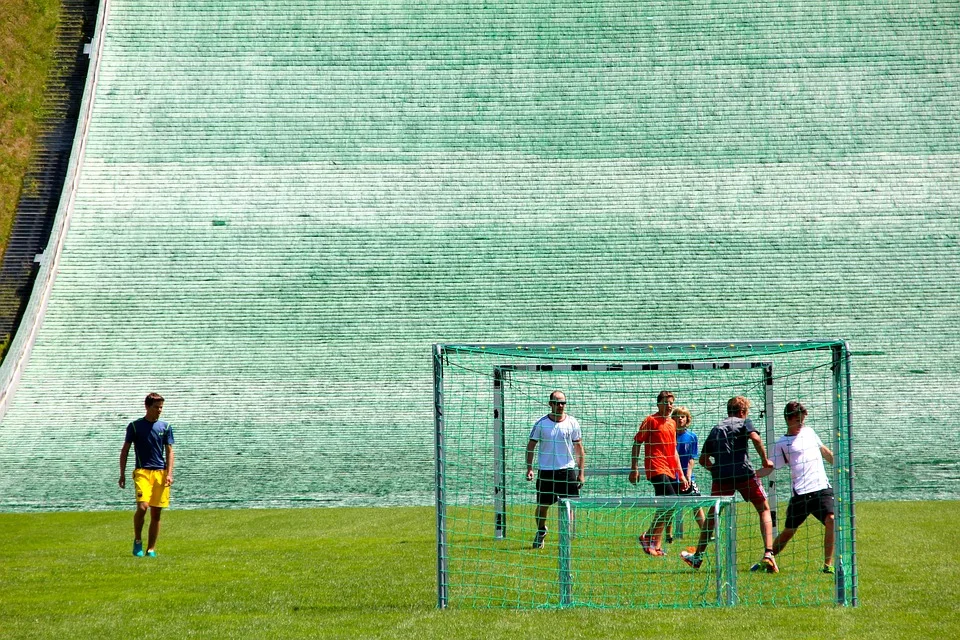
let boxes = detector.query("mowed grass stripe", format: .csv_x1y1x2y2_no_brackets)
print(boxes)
0,501,957,639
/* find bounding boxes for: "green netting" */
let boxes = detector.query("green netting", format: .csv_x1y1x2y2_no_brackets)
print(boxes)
434,341,855,608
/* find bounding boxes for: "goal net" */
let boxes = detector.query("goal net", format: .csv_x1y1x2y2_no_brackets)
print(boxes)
433,341,856,609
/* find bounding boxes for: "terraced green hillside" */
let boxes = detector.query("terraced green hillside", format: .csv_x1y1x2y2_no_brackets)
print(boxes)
0,0,957,510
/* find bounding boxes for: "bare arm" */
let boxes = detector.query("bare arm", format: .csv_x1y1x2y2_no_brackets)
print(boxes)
820,444,835,465
698,450,713,469
675,449,689,490
165,445,175,486
525,439,537,481
629,442,642,484
119,442,131,488
574,440,585,483
749,431,773,469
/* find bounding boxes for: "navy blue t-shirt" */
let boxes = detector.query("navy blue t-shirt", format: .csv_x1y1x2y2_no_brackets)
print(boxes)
125,418,175,470
702,417,757,481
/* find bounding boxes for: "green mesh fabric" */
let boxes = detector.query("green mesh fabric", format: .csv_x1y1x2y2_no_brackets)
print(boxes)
435,342,855,607
0,1,957,511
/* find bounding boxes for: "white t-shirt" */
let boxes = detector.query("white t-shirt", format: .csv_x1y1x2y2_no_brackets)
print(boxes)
773,427,831,496
529,415,582,471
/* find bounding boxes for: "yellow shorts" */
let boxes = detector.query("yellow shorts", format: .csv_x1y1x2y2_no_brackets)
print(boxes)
134,469,171,508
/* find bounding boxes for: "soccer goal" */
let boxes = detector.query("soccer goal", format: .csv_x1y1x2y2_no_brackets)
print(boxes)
433,341,856,609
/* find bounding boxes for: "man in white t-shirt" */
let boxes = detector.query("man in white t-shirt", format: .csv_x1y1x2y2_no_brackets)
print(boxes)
525,390,586,549
757,400,836,574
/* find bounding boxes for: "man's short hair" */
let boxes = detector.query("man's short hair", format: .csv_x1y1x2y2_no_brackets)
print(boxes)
656,390,675,403
726,395,751,416
145,392,165,407
549,390,565,402
784,400,807,418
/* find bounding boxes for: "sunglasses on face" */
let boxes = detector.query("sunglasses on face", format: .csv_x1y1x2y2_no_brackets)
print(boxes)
549,400,567,405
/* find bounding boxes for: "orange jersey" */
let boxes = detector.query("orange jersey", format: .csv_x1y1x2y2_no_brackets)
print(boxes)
634,414,682,480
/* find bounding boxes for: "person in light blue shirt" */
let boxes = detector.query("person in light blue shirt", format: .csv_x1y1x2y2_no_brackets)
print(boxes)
665,406,706,543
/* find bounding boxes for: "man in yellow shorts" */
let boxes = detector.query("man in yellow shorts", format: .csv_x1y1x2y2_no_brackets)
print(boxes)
119,393,175,557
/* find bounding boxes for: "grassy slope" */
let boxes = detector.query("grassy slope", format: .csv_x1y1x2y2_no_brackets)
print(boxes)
0,501,956,639
0,0,59,250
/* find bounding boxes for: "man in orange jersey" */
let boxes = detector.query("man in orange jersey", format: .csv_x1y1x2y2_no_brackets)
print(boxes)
629,390,689,556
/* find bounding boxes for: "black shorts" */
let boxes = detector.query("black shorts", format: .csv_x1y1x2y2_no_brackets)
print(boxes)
536,468,581,505
649,474,680,497
679,479,701,497
784,488,835,529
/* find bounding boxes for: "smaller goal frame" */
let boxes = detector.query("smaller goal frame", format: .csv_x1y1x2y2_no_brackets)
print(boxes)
558,496,739,607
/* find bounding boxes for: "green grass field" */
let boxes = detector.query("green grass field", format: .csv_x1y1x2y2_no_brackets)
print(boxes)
443,499,844,609
1,501,957,639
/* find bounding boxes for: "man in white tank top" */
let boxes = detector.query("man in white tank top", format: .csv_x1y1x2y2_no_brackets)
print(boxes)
525,390,586,549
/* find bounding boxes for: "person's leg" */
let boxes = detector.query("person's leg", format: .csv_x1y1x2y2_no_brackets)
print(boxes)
134,502,148,542
147,506,162,551
773,495,805,557
696,481,729,554
644,476,675,550
739,476,777,571
641,476,660,540
682,480,730,569
739,477,774,552
532,471,554,548
695,507,707,530
534,471,551,532
653,493,680,547
772,526,798,555
682,482,706,534
814,490,837,569
650,510,670,546
756,501,773,551
132,469,153,545
823,513,835,567
667,482,695,542
751,501,779,572
681,506,715,568
695,506,716,554
535,504,549,532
